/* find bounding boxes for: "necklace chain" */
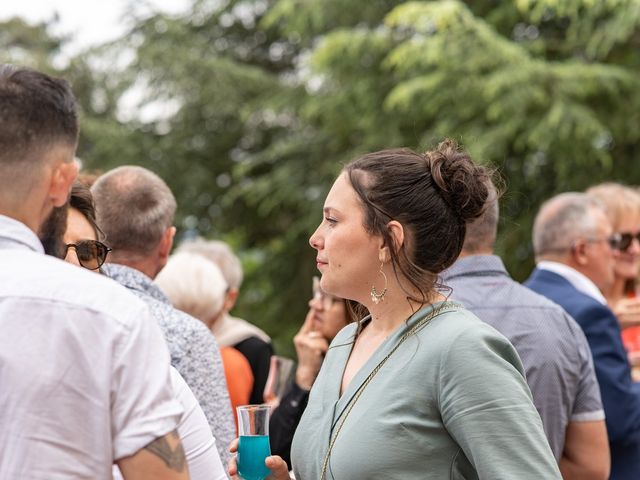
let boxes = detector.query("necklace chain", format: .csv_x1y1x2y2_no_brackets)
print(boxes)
319,301,459,480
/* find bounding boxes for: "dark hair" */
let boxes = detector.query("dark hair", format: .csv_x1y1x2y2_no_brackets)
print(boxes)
0,64,78,168
70,180,102,240
345,139,492,307
38,204,70,258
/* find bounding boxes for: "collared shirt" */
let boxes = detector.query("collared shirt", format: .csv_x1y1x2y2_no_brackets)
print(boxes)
0,215,182,478
443,255,604,460
537,260,608,305
104,263,235,466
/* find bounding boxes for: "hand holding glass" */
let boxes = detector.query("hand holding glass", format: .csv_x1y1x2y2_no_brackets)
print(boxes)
237,405,272,480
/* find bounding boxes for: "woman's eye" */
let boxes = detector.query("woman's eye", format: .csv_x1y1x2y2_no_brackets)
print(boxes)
325,216,337,225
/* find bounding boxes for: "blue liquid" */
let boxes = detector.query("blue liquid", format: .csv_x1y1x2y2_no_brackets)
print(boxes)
238,435,271,480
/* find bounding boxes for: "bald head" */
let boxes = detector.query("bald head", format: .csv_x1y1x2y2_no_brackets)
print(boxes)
91,166,176,258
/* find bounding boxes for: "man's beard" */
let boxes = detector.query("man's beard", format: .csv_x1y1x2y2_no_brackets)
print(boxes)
38,204,69,259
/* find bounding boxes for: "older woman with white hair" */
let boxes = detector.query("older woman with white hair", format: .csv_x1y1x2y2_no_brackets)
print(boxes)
156,252,254,427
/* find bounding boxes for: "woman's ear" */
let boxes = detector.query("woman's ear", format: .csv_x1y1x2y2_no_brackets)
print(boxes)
379,220,405,263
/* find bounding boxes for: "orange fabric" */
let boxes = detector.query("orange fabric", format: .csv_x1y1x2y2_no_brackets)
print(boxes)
220,346,254,433
622,290,640,353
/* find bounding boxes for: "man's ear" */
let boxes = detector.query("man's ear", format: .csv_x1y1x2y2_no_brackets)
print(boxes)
571,241,589,266
49,160,78,207
158,226,176,260
379,220,405,263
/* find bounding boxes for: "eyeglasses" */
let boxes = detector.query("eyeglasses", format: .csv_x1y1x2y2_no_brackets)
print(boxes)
614,232,640,252
582,235,623,251
312,276,339,310
63,240,112,270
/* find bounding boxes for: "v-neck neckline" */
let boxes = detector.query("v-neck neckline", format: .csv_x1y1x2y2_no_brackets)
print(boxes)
331,301,450,426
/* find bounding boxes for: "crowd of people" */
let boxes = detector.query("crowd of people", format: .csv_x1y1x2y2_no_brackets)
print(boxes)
3,64,640,480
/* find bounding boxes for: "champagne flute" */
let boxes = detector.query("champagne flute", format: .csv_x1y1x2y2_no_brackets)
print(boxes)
237,405,272,480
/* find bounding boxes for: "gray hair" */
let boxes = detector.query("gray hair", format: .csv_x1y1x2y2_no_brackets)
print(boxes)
533,192,605,257
91,166,176,256
462,181,500,253
177,238,244,289
155,252,228,324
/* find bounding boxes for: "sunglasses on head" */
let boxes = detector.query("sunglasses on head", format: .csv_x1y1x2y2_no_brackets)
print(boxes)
64,240,112,270
615,232,640,252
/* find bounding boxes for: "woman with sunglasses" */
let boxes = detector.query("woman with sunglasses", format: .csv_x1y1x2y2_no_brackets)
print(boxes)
62,180,112,271
269,277,354,469
588,183,640,378
46,179,228,480
228,140,560,479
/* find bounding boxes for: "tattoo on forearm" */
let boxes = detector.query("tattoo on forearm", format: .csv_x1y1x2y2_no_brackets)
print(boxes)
144,430,186,472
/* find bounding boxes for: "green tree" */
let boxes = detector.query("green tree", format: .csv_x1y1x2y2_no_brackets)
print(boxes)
11,1,640,354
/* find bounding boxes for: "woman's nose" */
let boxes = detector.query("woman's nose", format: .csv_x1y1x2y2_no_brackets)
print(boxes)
309,225,323,250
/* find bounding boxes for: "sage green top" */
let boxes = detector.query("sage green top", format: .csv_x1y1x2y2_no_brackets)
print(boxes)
290,302,561,479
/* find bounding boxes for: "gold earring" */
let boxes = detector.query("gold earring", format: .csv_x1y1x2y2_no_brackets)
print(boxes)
370,262,388,304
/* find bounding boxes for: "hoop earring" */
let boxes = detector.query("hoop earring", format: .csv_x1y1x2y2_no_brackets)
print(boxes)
370,262,388,304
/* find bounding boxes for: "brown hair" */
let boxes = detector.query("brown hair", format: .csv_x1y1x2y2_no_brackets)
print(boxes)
345,139,492,308
0,65,78,190
70,180,102,240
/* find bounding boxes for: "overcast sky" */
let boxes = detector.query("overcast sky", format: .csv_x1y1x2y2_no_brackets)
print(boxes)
0,0,188,56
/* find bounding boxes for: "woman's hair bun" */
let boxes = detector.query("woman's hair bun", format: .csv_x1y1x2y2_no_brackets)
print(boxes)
424,138,491,222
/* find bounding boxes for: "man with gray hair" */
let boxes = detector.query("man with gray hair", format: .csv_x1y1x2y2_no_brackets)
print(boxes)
92,167,235,465
526,192,640,480
0,65,187,478
178,238,273,404
443,185,609,478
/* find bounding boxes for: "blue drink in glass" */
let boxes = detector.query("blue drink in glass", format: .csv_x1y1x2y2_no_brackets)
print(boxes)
237,405,272,480
237,434,272,480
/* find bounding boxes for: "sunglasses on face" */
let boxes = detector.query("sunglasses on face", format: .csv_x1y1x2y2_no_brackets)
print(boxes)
615,232,640,252
64,240,112,270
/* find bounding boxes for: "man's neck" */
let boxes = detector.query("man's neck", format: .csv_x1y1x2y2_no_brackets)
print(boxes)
458,248,494,259
108,256,160,280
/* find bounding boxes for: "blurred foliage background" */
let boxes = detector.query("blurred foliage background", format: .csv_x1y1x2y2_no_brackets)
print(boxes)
3,0,640,356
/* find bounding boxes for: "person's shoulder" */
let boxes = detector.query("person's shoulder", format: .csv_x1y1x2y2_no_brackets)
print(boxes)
424,306,514,354
2,251,149,330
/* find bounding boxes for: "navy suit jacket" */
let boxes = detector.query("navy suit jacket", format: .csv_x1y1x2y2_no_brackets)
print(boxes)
526,268,640,480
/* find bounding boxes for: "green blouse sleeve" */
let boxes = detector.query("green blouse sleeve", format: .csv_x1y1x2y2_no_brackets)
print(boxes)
438,320,562,479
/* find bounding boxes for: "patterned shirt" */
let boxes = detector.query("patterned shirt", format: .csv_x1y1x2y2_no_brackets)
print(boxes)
443,255,604,460
104,263,235,465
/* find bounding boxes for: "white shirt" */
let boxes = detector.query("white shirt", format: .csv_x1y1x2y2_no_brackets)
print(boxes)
537,260,608,305
0,215,183,479
114,367,228,480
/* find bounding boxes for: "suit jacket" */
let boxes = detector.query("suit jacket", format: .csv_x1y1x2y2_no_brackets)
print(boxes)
526,267,640,480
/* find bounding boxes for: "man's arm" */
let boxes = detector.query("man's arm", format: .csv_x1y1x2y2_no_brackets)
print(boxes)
173,317,235,465
117,430,189,480
559,420,610,480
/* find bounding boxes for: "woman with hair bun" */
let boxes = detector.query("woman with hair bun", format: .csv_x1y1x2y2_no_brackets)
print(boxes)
228,140,560,479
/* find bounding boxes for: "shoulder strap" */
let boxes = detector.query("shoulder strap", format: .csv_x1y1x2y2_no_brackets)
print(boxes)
319,302,461,480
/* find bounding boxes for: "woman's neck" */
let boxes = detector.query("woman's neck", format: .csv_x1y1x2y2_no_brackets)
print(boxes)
364,289,446,336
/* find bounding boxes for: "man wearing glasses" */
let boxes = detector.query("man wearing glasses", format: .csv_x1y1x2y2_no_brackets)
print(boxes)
526,192,640,480
0,65,188,478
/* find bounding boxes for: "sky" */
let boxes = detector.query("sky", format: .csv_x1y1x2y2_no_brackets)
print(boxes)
0,0,189,56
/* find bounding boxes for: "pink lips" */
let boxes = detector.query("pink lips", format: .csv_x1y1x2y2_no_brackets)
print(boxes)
316,258,327,268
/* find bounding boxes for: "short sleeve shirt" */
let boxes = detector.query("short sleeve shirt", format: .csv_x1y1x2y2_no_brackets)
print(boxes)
0,215,182,479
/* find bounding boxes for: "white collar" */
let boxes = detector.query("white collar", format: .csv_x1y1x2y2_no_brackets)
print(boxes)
537,260,607,305
0,215,44,253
